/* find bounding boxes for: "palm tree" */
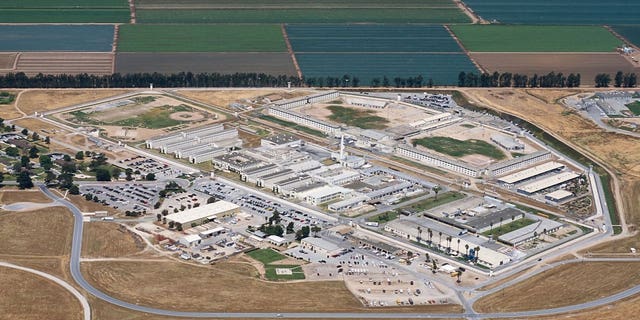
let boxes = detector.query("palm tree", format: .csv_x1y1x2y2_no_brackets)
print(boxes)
457,238,461,254
511,215,516,222
427,229,433,246
438,231,443,249
417,226,422,243
475,246,480,263
446,236,452,253
489,222,494,232
464,244,469,257
499,217,504,230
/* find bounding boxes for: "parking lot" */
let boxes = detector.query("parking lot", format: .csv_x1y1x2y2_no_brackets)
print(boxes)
118,155,183,180
80,183,162,213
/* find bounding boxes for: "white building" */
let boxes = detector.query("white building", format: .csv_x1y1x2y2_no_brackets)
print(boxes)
395,145,482,177
487,151,551,176
267,107,341,135
165,201,240,228
300,237,345,257
298,185,351,205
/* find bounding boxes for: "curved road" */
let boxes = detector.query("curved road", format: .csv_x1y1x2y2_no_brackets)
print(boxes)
0,261,91,320
35,184,640,319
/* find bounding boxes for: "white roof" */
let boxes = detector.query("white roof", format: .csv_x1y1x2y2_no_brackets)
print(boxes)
499,219,564,244
165,201,239,225
267,235,287,243
518,172,580,194
545,189,573,200
498,162,565,184
299,185,350,199
181,234,202,243
199,227,226,236
301,237,341,252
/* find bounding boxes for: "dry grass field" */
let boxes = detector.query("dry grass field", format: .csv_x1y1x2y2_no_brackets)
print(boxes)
0,89,24,120
82,259,462,313
82,222,146,258
177,89,315,109
0,207,73,256
65,194,118,215
528,293,640,320
14,117,70,136
0,267,83,320
17,89,130,115
474,262,640,313
0,189,52,204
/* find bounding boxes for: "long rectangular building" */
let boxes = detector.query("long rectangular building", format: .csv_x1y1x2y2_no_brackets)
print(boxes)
498,162,565,185
268,107,341,134
395,145,482,177
487,150,552,176
165,201,240,228
517,172,580,195
273,91,339,110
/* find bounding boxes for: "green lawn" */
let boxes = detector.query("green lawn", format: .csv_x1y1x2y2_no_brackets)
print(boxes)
366,211,399,223
137,8,469,24
482,218,536,237
264,264,305,281
117,24,286,52
259,115,326,137
246,248,287,265
413,136,506,160
327,105,388,129
450,25,621,52
69,104,195,129
404,192,465,213
625,101,640,116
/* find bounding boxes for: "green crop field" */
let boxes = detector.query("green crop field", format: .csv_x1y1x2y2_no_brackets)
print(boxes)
137,8,469,24
0,0,128,8
0,9,129,23
327,105,389,129
413,136,506,160
136,0,457,9
450,25,621,52
613,25,640,48
246,248,287,265
625,101,640,116
117,24,286,52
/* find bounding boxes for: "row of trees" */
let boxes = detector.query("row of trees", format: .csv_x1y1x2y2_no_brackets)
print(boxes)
458,71,582,88
595,71,639,88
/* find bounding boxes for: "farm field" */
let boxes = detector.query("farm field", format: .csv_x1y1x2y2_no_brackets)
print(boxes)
81,260,462,313
136,8,469,24
612,25,640,47
463,0,640,25
474,262,640,312
412,136,506,160
13,52,114,76
286,24,463,53
0,9,129,23
471,53,638,86
117,24,286,52
0,25,114,52
0,53,17,70
135,0,459,9
115,53,296,75
0,267,83,320
1,0,128,8
327,105,389,129
450,25,621,52
295,53,477,85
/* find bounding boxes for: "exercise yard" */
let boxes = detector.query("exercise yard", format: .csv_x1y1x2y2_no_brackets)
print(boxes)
327,105,389,129
412,136,506,160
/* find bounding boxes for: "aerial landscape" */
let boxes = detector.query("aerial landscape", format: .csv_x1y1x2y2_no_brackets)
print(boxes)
1,1,640,320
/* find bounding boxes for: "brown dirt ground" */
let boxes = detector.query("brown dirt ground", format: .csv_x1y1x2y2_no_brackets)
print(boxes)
478,266,534,291
0,189,52,204
0,207,73,256
0,267,83,320
0,53,17,70
81,259,462,313
474,261,640,313
526,293,640,320
65,194,119,215
470,53,639,85
0,89,23,120
177,89,315,109
82,222,146,258
14,52,113,76
14,117,71,136
17,89,131,115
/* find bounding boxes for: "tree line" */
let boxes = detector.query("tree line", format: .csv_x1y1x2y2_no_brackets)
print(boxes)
594,71,638,88
457,71,582,88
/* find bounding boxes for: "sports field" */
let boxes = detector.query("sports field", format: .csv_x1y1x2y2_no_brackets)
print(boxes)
327,105,389,129
413,136,506,160
286,24,463,53
117,24,286,52
296,53,477,86
136,8,469,24
463,0,640,25
612,25,640,47
450,25,621,52
0,25,114,52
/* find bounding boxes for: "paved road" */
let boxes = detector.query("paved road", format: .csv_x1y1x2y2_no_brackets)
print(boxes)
0,261,91,320
37,182,640,319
